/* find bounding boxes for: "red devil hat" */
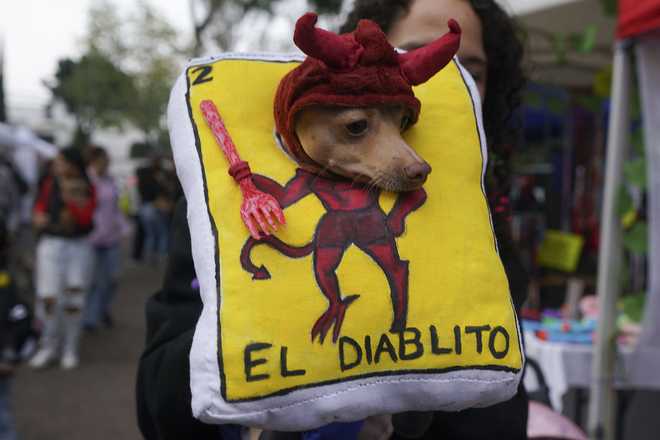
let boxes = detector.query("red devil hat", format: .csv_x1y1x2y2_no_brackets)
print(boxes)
274,12,461,170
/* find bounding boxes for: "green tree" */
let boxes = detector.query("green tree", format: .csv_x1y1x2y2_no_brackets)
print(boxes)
189,0,343,55
47,52,136,143
85,0,183,145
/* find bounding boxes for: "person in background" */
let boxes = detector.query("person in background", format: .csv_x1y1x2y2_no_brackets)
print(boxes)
83,146,125,330
0,147,28,236
29,147,96,370
136,156,174,264
341,1,529,439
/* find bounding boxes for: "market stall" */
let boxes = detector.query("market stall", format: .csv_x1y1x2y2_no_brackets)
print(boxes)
590,1,660,439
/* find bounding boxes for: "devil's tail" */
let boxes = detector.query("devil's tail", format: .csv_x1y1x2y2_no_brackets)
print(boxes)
240,236,314,280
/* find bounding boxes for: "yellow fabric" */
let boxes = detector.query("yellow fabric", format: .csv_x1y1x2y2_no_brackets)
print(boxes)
186,58,522,402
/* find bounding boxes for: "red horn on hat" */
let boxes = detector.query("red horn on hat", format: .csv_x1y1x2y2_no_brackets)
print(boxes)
398,19,462,85
294,12,363,69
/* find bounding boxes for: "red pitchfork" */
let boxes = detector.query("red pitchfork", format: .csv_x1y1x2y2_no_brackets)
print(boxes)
199,99,286,239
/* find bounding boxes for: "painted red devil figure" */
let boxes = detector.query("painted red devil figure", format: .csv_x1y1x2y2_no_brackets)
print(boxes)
200,13,461,344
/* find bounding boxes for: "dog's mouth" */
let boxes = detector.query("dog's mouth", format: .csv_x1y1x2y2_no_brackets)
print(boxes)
328,166,428,192
368,172,428,192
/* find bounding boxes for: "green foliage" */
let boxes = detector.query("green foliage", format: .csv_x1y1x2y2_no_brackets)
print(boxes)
623,157,647,189
309,0,343,14
600,0,617,17
619,293,645,323
549,25,600,66
129,141,154,159
616,186,634,217
623,222,648,255
631,128,645,156
48,51,136,137
570,25,597,54
84,0,181,143
191,0,343,54
552,33,567,64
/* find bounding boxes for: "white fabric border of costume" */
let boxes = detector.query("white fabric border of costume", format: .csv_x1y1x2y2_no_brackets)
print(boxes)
168,52,523,431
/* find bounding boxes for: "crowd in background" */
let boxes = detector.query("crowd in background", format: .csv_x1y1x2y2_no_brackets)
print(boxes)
0,142,179,439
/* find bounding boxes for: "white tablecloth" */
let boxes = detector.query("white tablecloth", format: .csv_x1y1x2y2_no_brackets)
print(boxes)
523,332,634,411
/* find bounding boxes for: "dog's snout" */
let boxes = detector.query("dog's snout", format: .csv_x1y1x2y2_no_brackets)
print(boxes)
404,162,432,183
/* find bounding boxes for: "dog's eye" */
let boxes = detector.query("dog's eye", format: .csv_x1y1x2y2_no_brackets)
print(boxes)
346,120,368,136
400,115,411,131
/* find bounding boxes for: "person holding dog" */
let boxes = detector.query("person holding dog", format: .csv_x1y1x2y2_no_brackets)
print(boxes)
29,147,96,370
137,1,528,438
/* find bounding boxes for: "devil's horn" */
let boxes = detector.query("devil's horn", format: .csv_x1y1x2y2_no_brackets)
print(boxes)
398,19,462,85
294,12,363,69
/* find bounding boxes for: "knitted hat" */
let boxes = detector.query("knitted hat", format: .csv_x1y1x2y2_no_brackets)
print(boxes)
274,12,461,170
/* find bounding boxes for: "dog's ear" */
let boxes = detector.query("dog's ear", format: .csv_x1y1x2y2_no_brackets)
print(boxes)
398,19,461,85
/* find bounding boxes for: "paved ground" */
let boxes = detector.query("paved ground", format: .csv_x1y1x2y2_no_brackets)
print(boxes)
12,259,163,440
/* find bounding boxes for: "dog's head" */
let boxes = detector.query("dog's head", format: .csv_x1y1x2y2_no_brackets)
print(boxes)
274,13,460,192
295,105,430,192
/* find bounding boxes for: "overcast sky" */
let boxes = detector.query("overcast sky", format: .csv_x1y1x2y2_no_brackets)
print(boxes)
1,1,192,112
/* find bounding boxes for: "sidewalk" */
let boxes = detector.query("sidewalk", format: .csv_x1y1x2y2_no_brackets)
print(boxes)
12,260,164,440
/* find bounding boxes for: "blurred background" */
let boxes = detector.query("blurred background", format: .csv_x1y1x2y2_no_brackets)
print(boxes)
0,0,658,439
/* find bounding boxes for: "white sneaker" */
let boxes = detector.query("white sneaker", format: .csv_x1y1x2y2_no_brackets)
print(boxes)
60,351,79,370
29,346,57,369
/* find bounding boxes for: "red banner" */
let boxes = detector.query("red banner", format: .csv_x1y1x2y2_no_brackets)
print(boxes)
618,0,660,38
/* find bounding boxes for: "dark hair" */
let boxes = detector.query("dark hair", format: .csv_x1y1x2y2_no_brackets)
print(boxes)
341,0,525,151
59,146,89,181
89,146,109,162
341,0,525,219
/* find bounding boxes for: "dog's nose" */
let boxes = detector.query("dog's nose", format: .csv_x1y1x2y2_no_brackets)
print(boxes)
404,162,432,183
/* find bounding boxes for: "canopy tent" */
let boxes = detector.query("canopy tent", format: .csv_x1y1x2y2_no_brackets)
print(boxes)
589,1,660,439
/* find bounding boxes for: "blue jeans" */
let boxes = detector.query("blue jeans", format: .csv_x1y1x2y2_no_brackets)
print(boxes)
0,377,17,440
139,203,169,257
83,245,121,327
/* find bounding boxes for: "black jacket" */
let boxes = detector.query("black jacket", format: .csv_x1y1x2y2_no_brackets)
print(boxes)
136,199,221,439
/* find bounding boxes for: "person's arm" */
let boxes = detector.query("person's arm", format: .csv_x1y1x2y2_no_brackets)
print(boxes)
33,177,52,229
136,198,221,440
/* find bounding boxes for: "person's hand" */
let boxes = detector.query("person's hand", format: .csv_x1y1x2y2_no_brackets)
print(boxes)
33,212,49,229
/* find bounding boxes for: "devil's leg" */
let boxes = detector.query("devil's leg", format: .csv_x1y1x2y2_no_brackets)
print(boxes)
311,246,358,343
359,241,410,333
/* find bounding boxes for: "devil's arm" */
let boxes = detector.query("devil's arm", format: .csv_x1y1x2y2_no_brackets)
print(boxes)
252,169,313,208
387,188,427,237
200,100,285,238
